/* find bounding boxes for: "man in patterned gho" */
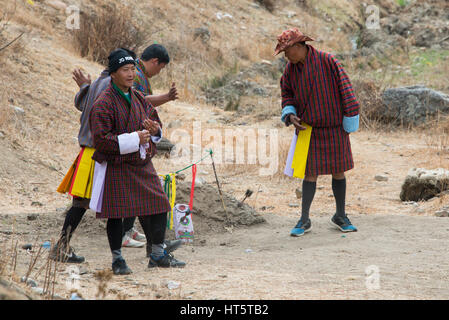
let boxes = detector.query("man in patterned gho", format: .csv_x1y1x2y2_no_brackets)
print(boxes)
134,43,178,105
275,28,360,237
53,46,182,265
89,48,185,274
127,43,180,257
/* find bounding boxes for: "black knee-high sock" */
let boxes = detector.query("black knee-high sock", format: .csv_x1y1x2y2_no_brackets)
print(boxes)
123,217,136,234
332,178,346,218
139,213,167,258
300,180,317,223
106,218,123,263
59,206,86,247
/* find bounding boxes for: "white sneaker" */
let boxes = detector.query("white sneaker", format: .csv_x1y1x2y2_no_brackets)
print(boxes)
128,227,146,242
122,234,145,248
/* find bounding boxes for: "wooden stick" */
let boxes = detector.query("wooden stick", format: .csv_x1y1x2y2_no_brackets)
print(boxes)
210,152,227,214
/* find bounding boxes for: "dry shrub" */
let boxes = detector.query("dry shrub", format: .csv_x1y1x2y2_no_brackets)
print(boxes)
73,3,145,65
352,79,387,130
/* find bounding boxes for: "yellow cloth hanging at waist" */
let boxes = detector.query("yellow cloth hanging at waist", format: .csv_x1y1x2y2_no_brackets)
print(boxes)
57,147,95,199
291,122,313,179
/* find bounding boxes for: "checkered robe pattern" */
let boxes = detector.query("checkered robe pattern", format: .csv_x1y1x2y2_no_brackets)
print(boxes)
134,58,153,96
280,45,360,176
89,82,171,219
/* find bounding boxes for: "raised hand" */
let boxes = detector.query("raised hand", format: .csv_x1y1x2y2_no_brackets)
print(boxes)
168,82,178,101
72,68,92,88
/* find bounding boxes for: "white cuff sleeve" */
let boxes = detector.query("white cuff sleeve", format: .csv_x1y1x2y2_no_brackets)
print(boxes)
151,128,162,144
117,131,140,155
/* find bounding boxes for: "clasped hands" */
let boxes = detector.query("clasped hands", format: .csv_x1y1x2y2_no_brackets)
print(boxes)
138,119,160,145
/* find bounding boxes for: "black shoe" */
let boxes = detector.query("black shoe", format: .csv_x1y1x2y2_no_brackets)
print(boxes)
330,214,358,232
146,239,183,257
49,245,85,263
112,258,132,275
148,253,186,268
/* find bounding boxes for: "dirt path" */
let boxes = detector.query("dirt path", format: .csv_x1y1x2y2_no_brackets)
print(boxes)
1,210,448,300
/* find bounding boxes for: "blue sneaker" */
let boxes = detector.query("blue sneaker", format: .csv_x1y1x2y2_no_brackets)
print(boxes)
330,215,357,232
290,219,312,237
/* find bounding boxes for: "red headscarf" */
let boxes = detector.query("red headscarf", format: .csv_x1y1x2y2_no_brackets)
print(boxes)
273,28,314,56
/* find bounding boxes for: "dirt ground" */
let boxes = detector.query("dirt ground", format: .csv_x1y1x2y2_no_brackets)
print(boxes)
1,105,449,299
1,209,448,300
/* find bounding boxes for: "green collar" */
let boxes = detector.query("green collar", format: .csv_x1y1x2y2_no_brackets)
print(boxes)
112,81,131,106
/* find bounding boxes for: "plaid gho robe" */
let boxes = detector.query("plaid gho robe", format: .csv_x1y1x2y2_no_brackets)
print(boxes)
89,82,171,219
280,45,360,176
134,59,153,96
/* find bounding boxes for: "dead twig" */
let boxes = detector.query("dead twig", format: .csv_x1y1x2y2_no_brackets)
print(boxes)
0,32,24,53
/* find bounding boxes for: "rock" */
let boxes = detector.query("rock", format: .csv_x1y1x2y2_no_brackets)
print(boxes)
22,244,32,250
0,131,4,139
166,280,180,290
288,203,300,208
382,86,449,126
215,12,233,20
435,209,449,217
12,106,25,115
20,277,37,288
31,201,43,207
295,188,302,199
176,173,186,181
27,213,39,221
375,175,389,182
251,86,268,96
155,137,175,152
414,29,437,47
193,27,210,43
400,168,449,202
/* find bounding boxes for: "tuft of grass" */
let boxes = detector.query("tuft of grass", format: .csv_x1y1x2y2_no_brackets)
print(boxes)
397,0,409,8
410,49,449,77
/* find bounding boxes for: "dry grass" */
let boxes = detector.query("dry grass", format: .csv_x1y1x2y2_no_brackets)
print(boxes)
422,114,449,157
352,79,387,131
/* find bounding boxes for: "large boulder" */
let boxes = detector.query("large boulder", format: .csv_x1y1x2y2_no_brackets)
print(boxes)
382,86,449,126
400,168,449,202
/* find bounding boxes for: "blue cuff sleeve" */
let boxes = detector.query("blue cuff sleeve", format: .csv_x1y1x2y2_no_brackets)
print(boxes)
343,114,359,133
281,105,297,123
